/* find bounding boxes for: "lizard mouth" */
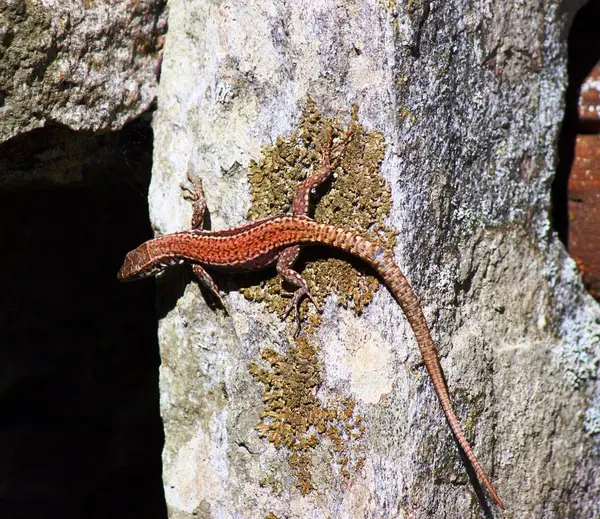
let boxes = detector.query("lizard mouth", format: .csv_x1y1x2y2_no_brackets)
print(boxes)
117,243,185,281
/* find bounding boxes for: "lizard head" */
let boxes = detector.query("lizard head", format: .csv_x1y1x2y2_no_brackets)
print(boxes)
117,242,159,281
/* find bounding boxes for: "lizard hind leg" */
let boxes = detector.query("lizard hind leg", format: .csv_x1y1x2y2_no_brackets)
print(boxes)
277,248,322,336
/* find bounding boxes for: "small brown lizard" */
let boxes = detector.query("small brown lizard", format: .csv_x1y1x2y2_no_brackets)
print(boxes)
118,135,504,509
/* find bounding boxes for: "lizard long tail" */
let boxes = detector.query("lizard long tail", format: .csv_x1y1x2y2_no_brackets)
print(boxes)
117,214,503,508
314,223,504,509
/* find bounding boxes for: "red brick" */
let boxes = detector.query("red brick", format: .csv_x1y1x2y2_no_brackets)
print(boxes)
568,134,600,298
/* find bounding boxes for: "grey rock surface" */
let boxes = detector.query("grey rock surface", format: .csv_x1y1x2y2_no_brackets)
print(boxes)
152,1,600,518
0,0,167,143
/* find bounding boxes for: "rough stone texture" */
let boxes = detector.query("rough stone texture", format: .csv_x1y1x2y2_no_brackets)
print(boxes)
0,0,167,144
0,118,154,188
152,1,600,518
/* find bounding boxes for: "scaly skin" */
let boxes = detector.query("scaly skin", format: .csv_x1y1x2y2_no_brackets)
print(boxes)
118,214,504,509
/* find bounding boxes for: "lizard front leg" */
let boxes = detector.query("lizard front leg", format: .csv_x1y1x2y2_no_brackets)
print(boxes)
191,264,226,310
181,171,207,230
181,174,226,309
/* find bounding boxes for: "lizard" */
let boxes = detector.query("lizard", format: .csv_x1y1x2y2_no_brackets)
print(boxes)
117,132,505,510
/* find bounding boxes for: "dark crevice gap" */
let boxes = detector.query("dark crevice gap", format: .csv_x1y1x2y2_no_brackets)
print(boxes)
0,118,166,518
553,0,600,245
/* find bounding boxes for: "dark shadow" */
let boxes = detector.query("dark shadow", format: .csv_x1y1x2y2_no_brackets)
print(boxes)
455,447,495,518
0,119,167,519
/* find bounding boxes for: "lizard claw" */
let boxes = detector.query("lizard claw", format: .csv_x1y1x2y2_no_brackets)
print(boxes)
180,173,204,202
282,288,322,336
210,294,229,315
329,126,355,170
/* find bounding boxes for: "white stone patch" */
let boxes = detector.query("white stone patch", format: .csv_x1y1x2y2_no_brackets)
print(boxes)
339,456,377,517
164,411,229,513
496,340,535,354
320,309,394,404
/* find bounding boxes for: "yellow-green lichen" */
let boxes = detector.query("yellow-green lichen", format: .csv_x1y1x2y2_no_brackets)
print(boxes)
257,470,284,497
241,100,397,323
249,338,365,495
377,0,398,10
453,388,484,441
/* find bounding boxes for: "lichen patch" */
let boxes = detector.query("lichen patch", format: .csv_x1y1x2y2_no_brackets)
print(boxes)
249,338,365,495
241,100,397,322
